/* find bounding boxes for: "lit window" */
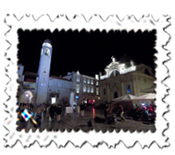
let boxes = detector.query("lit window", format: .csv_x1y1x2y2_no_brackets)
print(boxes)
87,79,90,84
127,85,131,93
96,81,98,86
83,85,86,92
91,87,94,93
83,78,86,83
76,76,80,82
91,80,94,85
87,86,90,93
96,88,99,95
76,85,80,93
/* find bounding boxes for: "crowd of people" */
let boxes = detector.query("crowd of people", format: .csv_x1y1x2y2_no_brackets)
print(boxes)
103,103,125,124
103,101,156,124
16,99,155,132
16,97,90,132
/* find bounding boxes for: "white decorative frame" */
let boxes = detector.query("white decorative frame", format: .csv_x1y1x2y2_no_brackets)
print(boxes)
3,14,170,148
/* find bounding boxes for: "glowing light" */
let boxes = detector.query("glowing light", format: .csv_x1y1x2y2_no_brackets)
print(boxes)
76,84,80,93
96,81,99,86
87,86,90,93
51,97,56,104
91,87,94,93
83,78,86,83
76,76,80,82
127,85,131,93
93,108,95,119
83,85,86,92
75,95,79,99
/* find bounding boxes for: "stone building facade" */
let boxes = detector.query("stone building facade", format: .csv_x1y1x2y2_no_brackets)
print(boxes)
63,71,99,105
99,56,155,103
17,40,155,107
17,39,99,107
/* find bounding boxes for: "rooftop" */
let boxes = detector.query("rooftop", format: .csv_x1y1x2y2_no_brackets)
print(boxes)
44,39,51,44
50,75,71,82
24,71,39,77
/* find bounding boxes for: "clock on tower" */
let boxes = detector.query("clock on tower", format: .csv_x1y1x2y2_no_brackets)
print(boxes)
45,48,50,56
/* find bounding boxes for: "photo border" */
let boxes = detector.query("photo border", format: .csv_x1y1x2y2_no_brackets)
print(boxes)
0,1,172,155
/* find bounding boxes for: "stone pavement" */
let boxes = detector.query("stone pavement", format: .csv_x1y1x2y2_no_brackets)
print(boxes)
26,107,156,133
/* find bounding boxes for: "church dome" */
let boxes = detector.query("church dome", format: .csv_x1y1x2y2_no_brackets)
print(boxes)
119,55,136,68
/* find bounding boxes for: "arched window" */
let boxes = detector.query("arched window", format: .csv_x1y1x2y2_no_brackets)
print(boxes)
114,92,118,98
127,85,131,93
83,85,86,92
109,70,119,78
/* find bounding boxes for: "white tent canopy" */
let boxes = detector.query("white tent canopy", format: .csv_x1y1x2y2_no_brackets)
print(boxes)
111,94,138,106
134,93,156,101
111,93,156,107
112,94,137,102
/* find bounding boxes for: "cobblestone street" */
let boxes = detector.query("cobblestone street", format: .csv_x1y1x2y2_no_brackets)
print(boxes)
25,107,156,133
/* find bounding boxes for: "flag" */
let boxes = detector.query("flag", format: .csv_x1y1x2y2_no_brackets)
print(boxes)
21,109,37,125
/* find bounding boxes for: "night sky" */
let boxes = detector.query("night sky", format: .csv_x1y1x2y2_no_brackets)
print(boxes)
17,29,156,77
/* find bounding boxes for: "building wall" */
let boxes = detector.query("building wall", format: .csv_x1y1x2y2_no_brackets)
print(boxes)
132,72,155,96
99,71,155,103
48,78,73,104
64,72,99,104
99,80,107,102
17,64,24,83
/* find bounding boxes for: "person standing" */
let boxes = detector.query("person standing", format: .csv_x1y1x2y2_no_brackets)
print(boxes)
46,105,51,120
56,104,62,122
80,101,85,118
49,104,55,122
33,107,44,131
119,105,126,121
76,104,80,118
104,103,109,120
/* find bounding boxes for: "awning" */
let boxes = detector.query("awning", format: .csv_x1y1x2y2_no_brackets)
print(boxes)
111,94,138,106
134,93,156,101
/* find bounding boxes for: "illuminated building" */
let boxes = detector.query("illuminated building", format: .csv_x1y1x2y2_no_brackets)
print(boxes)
17,40,155,106
17,39,98,107
98,56,155,103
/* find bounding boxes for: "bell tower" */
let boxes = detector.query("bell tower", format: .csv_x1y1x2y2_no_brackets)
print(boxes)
36,39,52,103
